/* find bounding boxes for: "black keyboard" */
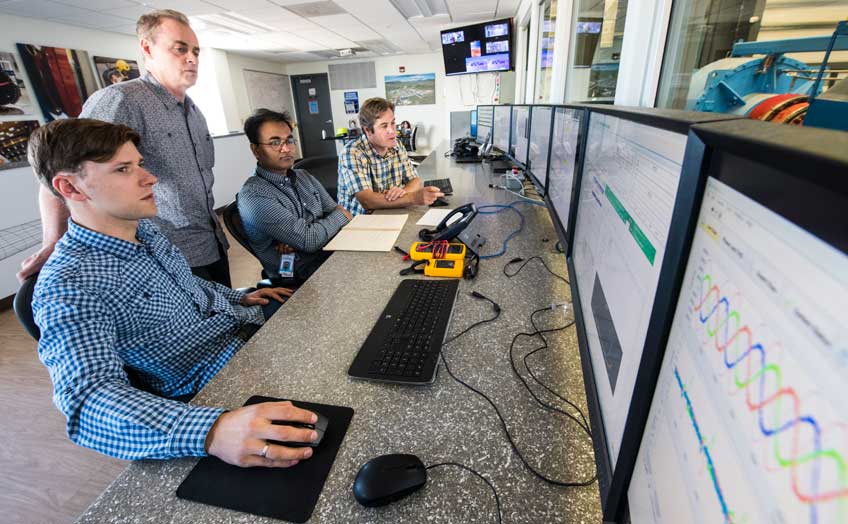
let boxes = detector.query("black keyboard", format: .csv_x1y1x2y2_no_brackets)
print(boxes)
348,279,459,385
424,178,454,195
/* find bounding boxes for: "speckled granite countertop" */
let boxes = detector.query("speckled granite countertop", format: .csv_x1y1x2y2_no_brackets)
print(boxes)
77,147,602,523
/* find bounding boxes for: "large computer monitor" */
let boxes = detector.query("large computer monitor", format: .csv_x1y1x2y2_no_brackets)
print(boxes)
623,120,848,524
470,109,478,138
527,105,555,195
509,105,530,166
493,104,512,153
567,106,742,515
476,105,494,146
544,106,586,251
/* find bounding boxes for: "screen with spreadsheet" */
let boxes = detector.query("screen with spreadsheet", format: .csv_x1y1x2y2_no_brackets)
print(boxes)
527,105,553,192
628,172,848,524
493,105,512,153
571,112,688,465
509,105,530,165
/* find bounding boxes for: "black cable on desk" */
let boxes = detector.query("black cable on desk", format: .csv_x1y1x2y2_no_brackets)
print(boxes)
426,462,502,524
503,256,569,285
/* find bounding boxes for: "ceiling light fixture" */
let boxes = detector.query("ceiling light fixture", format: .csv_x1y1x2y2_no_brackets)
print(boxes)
191,12,276,35
392,0,448,19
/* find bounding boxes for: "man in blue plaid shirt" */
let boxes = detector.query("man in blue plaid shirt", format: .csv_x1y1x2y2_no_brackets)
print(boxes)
29,119,320,468
337,97,443,216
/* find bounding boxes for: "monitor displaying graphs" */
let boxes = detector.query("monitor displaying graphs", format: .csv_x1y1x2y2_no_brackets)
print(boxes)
527,106,553,190
510,105,530,165
493,105,512,153
547,107,582,240
628,176,848,524
571,112,688,464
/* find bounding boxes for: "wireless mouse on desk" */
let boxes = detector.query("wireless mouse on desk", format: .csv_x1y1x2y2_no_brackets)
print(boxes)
270,411,329,447
353,454,427,507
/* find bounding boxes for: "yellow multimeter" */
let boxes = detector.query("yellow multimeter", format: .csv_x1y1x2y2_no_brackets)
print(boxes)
424,258,465,278
409,241,466,261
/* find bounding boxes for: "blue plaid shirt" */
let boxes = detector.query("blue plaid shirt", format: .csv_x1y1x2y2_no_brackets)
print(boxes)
32,219,264,460
337,134,417,216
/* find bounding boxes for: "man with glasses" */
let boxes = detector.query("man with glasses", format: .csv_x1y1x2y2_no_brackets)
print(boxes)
238,109,351,284
19,10,233,287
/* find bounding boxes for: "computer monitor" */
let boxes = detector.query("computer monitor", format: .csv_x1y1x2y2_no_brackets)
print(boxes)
492,105,512,153
625,120,848,524
544,106,586,251
477,105,494,146
527,105,555,195
470,109,478,138
567,106,742,515
509,105,530,166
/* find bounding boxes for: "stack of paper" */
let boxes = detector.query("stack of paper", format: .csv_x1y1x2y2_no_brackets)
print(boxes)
323,214,409,252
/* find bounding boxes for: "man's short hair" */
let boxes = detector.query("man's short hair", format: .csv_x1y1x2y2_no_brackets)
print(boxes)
136,9,191,41
359,98,395,132
244,108,296,145
28,119,140,199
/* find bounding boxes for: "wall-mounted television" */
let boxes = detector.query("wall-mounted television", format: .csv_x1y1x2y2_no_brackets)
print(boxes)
441,18,514,76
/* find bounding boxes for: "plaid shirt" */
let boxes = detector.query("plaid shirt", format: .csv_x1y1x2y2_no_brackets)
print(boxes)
32,219,264,460
337,134,418,216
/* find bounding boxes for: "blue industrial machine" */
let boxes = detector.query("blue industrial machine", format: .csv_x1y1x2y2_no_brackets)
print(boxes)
686,21,848,130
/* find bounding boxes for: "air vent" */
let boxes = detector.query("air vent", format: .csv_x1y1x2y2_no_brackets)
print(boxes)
328,61,377,90
285,1,346,18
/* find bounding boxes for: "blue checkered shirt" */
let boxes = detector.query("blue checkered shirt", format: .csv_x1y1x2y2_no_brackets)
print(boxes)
32,219,264,460
337,134,417,216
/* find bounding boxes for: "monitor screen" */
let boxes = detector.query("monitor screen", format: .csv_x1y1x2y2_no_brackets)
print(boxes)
441,19,513,76
528,106,554,192
493,105,512,153
571,112,688,465
547,107,583,240
470,109,478,138
477,105,494,145
510,105,530,165
628,173,848,524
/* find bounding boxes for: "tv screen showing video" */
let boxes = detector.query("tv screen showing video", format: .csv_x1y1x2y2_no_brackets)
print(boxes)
441,18,514,76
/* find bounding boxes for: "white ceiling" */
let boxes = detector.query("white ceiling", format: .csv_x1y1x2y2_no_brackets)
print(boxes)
0,0,522,63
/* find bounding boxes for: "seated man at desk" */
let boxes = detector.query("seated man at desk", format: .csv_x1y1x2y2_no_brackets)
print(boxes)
30,119,319,467
238,109,351,282
337,97,442,216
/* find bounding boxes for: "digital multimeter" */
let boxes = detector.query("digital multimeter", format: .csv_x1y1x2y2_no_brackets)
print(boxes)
424,258,464,278
408,241,466,261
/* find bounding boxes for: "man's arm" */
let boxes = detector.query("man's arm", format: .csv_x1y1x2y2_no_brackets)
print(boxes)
354,179,443,212
17,186,70,282
239,190,349,254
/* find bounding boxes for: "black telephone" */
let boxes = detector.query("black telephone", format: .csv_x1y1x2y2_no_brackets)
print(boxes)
418,203,478,242
452,137,479,159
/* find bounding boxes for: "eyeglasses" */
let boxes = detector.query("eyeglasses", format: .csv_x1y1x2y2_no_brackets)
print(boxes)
255,138,298,149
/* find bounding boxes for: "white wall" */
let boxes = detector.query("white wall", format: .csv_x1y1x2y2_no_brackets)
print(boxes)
284,53,514,155
226,53,290,127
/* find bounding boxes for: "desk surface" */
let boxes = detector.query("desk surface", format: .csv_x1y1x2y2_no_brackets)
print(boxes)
77,147,602,523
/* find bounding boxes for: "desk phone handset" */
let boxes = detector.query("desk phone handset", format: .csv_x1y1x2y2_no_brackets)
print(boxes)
418,203,477,242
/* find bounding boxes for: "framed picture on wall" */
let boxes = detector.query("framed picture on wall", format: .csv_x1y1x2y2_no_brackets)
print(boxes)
16,43,98,121
93,56,141,88
0,52,35,117
384,73,436,105
0,120,39,171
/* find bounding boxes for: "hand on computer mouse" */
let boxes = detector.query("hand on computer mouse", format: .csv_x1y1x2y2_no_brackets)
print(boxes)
204,401,319,468
430,197,450,207
416,186,444,206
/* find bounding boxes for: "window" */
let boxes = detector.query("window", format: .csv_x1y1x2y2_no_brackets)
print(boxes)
565,0,628,102
534,0,557,102
656,0,847,110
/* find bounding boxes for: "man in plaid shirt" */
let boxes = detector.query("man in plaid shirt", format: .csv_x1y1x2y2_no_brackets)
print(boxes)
29,119,320,468
337,97,443,216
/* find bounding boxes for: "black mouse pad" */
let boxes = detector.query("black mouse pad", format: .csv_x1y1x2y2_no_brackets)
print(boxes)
176,396,354,523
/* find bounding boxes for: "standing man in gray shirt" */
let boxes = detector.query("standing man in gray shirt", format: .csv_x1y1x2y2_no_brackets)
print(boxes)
18,9,231,286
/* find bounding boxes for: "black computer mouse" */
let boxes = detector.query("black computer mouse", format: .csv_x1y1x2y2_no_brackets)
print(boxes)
270,411,329,447
430,197,450,207
353,454,427,507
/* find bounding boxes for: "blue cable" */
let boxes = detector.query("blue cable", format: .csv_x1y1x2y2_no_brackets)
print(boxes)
476,200,544,259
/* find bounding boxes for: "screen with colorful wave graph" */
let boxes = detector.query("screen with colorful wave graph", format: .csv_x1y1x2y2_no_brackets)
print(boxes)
628,175,848,524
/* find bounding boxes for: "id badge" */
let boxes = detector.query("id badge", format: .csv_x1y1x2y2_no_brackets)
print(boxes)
278,254,295,278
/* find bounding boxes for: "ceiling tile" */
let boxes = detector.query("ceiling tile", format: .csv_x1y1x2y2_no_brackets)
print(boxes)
54,0,137,10
0,0,92,19
311,13,380,41
206,0,278,10
142,0,225,16
52,11,136,28
102,4,157,21
284,0,345,18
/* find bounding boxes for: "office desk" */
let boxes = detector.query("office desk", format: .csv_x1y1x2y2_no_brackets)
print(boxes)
77,147,602,523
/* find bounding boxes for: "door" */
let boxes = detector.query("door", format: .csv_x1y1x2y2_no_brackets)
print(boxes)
291,73,337,158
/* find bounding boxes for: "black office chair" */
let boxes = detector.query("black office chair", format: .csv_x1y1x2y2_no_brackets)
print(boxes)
223,196,287,287
410,125,418,152
14,273,40,340
293,155,339,201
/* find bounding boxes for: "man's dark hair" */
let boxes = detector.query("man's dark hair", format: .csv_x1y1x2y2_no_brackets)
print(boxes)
244,108,296,145
28,118,140,199
359,97,395,132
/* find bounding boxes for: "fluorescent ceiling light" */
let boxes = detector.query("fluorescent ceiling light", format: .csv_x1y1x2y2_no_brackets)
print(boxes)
392,0,448,18
192,12,276,35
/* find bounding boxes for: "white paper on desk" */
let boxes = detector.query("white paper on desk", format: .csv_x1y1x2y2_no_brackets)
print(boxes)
416,209,461,227
347,214,408,231
323,228,401,252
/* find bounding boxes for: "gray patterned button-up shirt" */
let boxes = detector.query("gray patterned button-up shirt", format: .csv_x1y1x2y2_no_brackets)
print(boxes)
80,72,227,267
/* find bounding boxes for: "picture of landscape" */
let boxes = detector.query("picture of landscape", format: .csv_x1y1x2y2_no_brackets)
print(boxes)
384,73,435,106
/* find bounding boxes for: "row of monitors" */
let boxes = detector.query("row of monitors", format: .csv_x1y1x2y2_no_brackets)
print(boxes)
477,103,848,523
